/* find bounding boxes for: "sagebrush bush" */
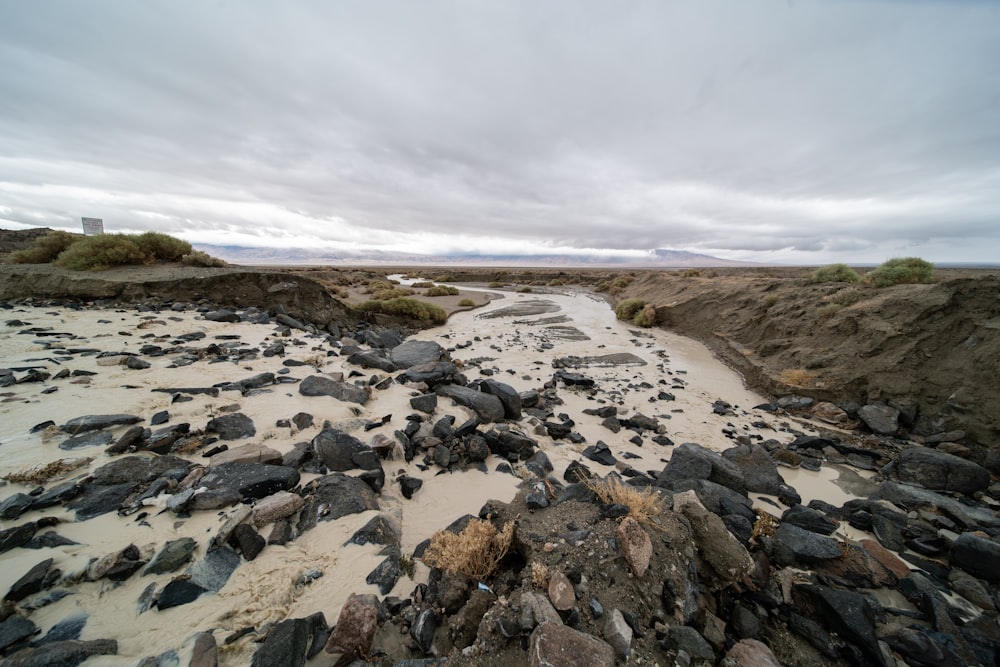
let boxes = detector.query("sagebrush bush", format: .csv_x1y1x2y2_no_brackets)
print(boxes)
615,298,646,321
370,287,414,301
421,519,514,580
596,275,633,294
809,263,861,284
487,281,507,288
426,285,459,296
355,297,447,324
827,287,861,306
54,234,151,270
864,257,934,287
457,298,475,307
411,281,435,288
584,476,666,529
434,273,457,282
180,251,227,267
632,304,657,327
7,230,80,264
133,231,192,262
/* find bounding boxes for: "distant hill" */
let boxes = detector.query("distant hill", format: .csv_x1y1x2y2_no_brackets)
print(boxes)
193,244,752,267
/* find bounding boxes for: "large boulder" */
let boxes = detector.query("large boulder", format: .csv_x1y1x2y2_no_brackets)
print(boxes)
657,443,747,495
673,491,753,588
477,379,523,420
436,385,505,423
897,447,990,495
721,444,786,495
950,532,1000,584
858,403,900,435
311,426,378,472
772,523,842,566
297,473,379,533
205,413,256,440
298,375,368,404
390,340,445,369
528,622,615,667
198,463,300,501
60,414,141,435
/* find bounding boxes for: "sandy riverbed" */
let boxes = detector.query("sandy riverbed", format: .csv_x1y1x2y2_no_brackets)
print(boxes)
0,283,861,665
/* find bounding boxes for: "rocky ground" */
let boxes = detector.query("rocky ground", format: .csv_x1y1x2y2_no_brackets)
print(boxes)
0,247,998,666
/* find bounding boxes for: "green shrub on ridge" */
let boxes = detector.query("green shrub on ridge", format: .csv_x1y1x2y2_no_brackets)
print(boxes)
7,231,79,264
355,298,448,324
54,234,151,270
864,257,935,287
133,232,192,262
426,285,459,296
615,298,646,321
808,263,861,284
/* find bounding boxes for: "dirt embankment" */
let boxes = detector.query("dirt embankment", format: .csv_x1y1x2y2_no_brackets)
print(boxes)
0,264,361,331
615,270,1000,446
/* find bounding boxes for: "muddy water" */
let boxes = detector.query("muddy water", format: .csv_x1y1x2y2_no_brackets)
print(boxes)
0,283,852,664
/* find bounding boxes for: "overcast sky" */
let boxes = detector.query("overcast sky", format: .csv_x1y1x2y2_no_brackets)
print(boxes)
1,1,998,264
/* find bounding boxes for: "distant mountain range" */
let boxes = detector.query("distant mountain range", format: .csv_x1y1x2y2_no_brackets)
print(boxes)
194,244,753,267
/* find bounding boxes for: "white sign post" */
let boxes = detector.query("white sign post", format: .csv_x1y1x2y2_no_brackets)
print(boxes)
81,217,104,235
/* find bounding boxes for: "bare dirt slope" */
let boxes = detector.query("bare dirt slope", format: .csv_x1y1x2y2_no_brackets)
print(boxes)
616,269,1000,446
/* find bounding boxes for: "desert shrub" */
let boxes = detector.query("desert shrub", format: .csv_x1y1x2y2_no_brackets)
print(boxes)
809,263,861,284
411,281,435,288
584,476,666,528
457,298,475,307
517,286,533,293
761,293,780,308
778,368,816,387
426,285,459,296
816,303,843,320
180,250,227,267
595,275,633,294
133,231,192,262
365,280,394,293
548,278,565,286
421,519,514,580
487,281,507,288
682,268,702,277
356,297,447,324
632,304,657,327
370,287,414,301
615,298,646,321
434,273,457,282
7,230,80,264
827,287,862,306
54,234,151,270
864,257,934,287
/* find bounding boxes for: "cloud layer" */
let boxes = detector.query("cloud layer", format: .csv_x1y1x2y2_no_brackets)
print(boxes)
2,1,998,263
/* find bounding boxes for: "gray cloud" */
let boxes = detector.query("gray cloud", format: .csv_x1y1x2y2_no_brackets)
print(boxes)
1,0,999,263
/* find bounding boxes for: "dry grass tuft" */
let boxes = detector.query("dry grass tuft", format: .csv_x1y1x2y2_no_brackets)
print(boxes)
421,519,514,580
530,562,550,589
584,475,667,529
778,368,816,388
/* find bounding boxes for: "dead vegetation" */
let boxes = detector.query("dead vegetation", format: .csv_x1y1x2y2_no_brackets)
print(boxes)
421,518,515,580
778,368,817,388
6,456,93,484
584,475,667,529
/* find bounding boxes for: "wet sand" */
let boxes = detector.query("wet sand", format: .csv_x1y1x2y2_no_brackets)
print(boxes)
0,281,850,664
